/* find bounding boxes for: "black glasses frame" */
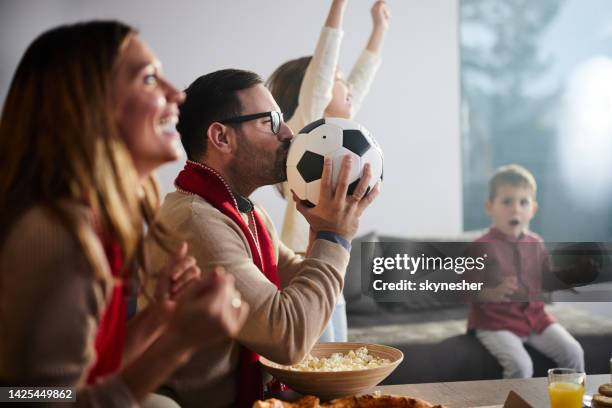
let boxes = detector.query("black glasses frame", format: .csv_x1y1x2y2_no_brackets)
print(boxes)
220,111,283,135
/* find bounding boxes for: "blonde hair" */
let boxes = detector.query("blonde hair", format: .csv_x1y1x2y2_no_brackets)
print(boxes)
488,164,537,201
0,21,175,280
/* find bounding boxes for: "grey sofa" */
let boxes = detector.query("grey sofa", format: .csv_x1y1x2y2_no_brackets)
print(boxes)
343,233,612,384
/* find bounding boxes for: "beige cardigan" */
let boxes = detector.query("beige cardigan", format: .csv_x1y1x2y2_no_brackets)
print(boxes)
0,203,137,407
141,191,349,408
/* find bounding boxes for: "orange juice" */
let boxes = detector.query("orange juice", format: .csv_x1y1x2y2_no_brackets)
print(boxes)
548,381,584,408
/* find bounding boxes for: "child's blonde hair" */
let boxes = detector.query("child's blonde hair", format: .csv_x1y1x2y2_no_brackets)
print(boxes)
488,164,537,201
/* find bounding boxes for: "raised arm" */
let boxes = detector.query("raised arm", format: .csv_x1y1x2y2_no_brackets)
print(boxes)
325,0,348,28
348,0,390,114
366,0,390,53
293,0,347,123
170,201,348,365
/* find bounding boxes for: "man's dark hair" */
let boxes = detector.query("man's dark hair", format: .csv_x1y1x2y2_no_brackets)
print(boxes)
177,69,263,161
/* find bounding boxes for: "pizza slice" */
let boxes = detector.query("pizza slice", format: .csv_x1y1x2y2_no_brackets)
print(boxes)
252,395,321,408
253,394,445,408
324,394,445,407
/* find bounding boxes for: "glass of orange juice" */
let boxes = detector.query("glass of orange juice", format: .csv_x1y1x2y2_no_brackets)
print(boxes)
547,368,586,408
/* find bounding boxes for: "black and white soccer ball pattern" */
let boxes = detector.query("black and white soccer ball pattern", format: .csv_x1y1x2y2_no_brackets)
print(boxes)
286,117,383,207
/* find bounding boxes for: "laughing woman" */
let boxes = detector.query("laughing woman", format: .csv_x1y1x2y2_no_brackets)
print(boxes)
0,21,248,407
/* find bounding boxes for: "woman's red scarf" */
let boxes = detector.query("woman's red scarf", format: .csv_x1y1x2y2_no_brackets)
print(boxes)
175,160,280,408
86,235,127,383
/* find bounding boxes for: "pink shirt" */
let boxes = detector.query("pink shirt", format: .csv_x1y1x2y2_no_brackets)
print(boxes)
467,227,556,337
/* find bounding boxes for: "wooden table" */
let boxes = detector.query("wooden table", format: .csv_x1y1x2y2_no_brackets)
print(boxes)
374,374,610,408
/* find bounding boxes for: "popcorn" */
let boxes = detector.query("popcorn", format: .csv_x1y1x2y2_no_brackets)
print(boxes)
284,347,391,372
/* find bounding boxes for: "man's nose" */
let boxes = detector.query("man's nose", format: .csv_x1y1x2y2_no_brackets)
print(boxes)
278,122,294,141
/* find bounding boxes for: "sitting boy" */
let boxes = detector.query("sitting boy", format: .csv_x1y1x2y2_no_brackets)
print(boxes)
467,164,584,378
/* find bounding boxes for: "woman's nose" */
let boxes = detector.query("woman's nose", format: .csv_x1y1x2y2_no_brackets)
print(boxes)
162,77,185,104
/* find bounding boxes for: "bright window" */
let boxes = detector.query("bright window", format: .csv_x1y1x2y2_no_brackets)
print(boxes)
461,0,612,240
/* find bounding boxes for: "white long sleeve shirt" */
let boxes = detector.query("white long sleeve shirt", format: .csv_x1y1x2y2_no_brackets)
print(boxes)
281,27,382,254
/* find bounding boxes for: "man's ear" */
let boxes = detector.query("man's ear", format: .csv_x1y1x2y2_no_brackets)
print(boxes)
532,200,539,218
207,122,233,154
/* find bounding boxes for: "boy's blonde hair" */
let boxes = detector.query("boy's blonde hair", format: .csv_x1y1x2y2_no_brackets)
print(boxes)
488,164,537,201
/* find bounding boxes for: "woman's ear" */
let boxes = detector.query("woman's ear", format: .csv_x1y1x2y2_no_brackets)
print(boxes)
207,122,233,154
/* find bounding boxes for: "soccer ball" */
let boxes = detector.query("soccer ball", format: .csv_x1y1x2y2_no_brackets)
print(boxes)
286,117,383,206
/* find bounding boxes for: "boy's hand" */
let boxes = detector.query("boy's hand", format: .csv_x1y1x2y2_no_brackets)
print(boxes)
371,0,390,31
479,276,518,302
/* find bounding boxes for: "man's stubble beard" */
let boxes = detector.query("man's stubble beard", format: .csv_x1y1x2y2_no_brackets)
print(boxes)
231,135,290,189
274,139,291,183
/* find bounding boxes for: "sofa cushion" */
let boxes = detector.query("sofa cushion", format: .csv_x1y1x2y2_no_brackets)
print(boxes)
348,304,612,383
344,231,386,314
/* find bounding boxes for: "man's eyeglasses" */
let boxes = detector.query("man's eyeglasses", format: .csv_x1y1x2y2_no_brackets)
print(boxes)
220,111,284,135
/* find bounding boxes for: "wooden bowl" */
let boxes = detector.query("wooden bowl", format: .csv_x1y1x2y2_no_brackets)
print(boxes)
259,342,404,400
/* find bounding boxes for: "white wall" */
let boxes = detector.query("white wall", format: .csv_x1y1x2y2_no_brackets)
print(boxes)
0,0,462,237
